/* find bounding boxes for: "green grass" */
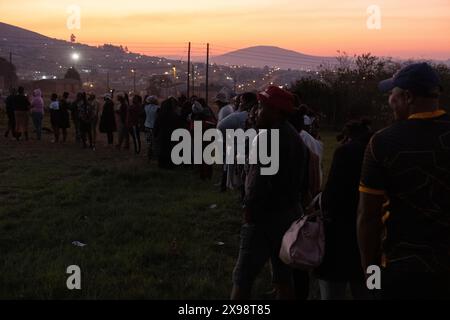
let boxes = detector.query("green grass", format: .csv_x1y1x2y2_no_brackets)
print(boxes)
0,110,339,299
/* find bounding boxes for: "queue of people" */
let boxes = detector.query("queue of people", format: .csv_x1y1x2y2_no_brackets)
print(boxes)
1,62,449,300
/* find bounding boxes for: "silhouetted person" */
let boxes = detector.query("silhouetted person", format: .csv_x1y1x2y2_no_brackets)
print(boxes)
154,97,182,169
99,93,117,146
13,87,31,141
49,93,61,143
116,93,130,150
358,63,450,299
127,94,145,154
231,86,308,300
59,92,71,143
315,120,372,300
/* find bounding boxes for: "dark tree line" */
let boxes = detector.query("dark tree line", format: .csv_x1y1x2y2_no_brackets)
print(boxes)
0,57,18,89
64,67,82,82
290,52,450,129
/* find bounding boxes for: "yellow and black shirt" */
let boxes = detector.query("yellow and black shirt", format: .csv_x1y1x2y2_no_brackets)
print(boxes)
360,110,450,273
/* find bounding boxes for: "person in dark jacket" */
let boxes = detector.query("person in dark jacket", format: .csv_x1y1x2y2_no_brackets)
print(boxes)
231,86,308,300
59,92,71,143
49,93,61,142
77,92,94,149
116,93,130,150
315,119,372,300
127,94,145,154
190,98,217,180
154,97,183,169
13,87,31,141
4,88,16,138
99,93,117,146
69,93,82,143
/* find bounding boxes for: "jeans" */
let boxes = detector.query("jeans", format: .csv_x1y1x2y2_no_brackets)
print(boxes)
233,223,294,292
31,112,43,140
145,127,154,159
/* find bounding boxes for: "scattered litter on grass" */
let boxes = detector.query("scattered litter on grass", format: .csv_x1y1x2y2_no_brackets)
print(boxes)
72,241,87,247
209,204,218,209
216,242,225,246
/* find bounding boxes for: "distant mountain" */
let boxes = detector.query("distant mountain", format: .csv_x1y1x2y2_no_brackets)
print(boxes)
0,21,51,42
212,46,337,70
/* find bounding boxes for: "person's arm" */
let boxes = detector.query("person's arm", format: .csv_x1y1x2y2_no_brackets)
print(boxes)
357,192,384,272
357,135,387,273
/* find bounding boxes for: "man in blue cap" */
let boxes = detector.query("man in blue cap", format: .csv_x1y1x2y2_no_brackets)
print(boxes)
357,62,450,299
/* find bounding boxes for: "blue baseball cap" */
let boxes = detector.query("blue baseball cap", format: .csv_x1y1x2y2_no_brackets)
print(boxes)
378,62,441,95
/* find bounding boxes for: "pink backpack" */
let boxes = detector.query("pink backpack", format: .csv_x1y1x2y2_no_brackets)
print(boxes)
279,194,325,270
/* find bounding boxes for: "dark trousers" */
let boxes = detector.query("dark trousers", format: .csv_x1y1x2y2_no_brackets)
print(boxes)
129,126,141,154
31,112,43,140
5,111,16,137
73,119,80,142
80,121,93,148
117,123,130,149
106,132,114,145
145,127,154,160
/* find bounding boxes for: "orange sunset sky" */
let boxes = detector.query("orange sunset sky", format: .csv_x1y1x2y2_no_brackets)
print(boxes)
1,0,449,59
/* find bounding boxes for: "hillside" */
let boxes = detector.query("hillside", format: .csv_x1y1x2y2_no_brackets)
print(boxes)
212,45,337,70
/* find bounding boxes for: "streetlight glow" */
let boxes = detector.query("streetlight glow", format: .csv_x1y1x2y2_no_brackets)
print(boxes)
71,53,80,61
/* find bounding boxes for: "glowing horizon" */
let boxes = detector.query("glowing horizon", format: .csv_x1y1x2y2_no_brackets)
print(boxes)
1,0,449,60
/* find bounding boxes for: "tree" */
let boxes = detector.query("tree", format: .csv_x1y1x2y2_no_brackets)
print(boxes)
147,75,172,97
290,53,450,130
64,67,81,82
0,57,18,88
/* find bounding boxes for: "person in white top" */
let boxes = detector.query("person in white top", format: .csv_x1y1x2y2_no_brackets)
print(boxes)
214,90,236,192
144,96,160,161
215,91,235,122
217,92,258,192
289,105,324,189
300,129,324,186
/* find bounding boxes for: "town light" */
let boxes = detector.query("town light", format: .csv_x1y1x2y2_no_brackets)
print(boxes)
71,53,80,61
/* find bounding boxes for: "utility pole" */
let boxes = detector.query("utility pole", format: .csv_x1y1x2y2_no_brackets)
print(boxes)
131,69,136,93
205,43,210,104
187,42,191,98
107,72,110,91
9,51,13,89
192,63,195,97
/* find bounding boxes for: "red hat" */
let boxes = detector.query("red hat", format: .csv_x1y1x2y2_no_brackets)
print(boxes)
258,86,295,114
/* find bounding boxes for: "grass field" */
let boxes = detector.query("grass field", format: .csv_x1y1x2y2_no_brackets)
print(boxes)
0,110,339,299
